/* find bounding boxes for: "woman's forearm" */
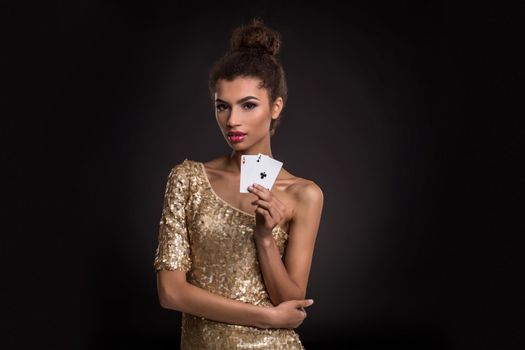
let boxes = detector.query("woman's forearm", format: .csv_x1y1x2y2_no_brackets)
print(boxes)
161,280,274,329
254,235,304,305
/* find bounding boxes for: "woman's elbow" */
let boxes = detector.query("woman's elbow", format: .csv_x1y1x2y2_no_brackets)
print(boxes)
159,285,188,310
156,270,187,310
158,290,176,309
271,289,306,305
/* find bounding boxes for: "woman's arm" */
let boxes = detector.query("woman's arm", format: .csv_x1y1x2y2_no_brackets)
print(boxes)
251,181,324,306
154,163,270,326
154,163,314,328
157,269,273,328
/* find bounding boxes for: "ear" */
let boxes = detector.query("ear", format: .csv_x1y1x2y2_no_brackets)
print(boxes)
271,97,284,120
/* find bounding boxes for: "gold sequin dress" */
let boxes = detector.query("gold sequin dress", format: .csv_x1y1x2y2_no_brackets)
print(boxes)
153,158,305,349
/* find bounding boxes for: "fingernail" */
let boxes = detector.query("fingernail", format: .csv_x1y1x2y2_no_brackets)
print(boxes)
308,299,314,304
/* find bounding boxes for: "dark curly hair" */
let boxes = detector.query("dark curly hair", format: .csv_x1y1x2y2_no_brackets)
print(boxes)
208,17,288,137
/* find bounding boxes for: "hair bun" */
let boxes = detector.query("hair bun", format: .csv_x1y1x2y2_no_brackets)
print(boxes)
230,17,281,56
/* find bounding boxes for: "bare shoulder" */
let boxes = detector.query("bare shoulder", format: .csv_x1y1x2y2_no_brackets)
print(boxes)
279,168,324,217
281,167,323,196
292,177,324,205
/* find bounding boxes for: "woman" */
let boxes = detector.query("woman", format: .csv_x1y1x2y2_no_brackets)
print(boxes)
153,17,324,349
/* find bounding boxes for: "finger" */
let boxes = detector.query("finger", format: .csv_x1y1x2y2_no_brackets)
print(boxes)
255,206,272,222
250,184,287,215
255,201,283,225
267,203,282,223
249,183,272,201
256,188,284,211
296,299,314,308
299,306,307,317
271,195,286,212
250,185,287,214
248,185,263,199
250,198,269,207
255,196,283,215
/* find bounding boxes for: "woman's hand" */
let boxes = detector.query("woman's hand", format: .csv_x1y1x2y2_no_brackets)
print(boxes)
264,299,314,329
248,183,286,238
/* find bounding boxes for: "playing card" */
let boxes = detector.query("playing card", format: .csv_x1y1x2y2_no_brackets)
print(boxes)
240,154,258,193
244,153,283,191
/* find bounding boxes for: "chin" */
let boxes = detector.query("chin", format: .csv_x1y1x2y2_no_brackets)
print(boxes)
229,144,248,150
227,142,250,150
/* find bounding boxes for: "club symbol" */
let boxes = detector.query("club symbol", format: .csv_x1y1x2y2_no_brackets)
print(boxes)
259,172,267,179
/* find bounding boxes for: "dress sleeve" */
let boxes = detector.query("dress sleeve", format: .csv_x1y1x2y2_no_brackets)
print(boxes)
153,161,192,273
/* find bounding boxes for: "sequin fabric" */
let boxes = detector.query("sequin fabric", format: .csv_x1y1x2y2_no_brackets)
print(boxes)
154,158,305,349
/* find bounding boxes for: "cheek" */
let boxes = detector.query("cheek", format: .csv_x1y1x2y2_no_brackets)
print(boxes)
216,116,227,129
251,109,272,126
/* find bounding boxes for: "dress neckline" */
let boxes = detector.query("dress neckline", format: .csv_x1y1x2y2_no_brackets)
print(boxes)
196,161,288,235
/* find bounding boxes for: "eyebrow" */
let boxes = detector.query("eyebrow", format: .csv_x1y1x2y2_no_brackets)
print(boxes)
215,96,260,104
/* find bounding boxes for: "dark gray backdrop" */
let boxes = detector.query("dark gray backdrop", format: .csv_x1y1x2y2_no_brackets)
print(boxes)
4,1,522,350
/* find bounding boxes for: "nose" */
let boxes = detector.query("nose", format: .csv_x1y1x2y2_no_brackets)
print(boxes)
226,106,241,127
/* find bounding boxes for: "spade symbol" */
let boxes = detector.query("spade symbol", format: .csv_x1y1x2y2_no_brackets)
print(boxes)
259,172,267,179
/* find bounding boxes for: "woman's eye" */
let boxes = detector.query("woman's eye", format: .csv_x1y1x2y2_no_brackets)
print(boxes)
243,102,257,110
216,104,228,112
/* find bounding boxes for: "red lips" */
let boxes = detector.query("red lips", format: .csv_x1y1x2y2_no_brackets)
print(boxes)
227,131,247,136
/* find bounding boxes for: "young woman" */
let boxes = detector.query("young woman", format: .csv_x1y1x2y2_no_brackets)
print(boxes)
153,17,324,349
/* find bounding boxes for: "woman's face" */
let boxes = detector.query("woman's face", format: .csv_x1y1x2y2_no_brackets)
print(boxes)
214,76,282,151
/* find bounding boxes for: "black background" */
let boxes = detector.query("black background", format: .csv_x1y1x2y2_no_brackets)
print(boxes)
3,1,523,349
